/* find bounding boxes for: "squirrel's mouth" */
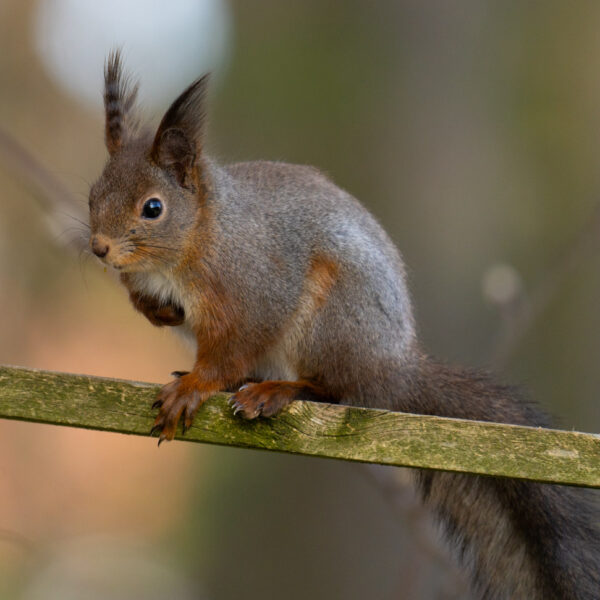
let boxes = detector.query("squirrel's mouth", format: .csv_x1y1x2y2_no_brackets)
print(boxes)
105,255,155,273
103,259,137,273
89,235,166,273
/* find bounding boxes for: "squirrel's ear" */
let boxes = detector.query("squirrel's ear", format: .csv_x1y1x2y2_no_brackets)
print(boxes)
150,74,209,188
104,49,139,156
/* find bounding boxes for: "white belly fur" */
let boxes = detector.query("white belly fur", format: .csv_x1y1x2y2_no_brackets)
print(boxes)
129,270,198,353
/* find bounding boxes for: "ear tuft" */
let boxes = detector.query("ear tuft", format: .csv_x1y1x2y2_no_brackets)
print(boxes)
150,75,209,186
104,49,139,155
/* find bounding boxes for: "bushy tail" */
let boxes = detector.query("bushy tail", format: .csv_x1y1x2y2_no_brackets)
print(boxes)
399,358,600,599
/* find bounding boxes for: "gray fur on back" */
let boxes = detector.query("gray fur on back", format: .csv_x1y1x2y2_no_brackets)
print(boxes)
211,160,416,388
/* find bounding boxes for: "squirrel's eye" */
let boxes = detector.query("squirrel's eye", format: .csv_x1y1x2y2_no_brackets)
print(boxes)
141,198,163,219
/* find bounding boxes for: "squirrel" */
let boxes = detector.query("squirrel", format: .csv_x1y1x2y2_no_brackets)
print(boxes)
88,51,600,599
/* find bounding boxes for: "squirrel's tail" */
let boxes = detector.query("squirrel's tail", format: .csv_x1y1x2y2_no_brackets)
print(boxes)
396,358,600,600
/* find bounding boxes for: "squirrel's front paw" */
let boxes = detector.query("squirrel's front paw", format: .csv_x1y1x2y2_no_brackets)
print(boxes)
229,380,334,419
151,372,213,445
229,381,299,419
130,291,185,327
147,303,185,327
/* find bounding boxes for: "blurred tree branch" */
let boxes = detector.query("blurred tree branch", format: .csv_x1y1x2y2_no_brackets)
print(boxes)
0,127,88,250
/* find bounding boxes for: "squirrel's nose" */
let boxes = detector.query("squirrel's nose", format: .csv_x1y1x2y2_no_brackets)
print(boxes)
91,236,110,258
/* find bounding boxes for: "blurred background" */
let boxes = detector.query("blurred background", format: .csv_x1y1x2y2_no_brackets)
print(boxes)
1,1,600,598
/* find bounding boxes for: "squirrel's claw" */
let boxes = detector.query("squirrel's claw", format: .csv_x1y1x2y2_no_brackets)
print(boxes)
150,424,162,437
227,384,251,414
171,370,190,378
231,401,249,417
229,382,288,419
150,374,213,444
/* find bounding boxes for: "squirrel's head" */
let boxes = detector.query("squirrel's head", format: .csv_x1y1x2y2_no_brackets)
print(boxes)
89,50,210,273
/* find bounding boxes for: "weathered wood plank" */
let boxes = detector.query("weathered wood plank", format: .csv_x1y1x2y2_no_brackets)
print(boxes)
1,364,599,488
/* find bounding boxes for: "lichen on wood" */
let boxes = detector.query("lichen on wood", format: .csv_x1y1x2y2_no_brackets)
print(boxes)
1,365,600,488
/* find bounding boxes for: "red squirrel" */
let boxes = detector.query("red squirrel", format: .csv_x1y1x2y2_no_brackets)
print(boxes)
89,51,600,599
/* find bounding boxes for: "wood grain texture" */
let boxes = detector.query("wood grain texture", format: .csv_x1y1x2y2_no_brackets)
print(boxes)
1,365,599,488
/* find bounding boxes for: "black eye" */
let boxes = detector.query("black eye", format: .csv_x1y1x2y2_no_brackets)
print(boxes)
141,198,163,219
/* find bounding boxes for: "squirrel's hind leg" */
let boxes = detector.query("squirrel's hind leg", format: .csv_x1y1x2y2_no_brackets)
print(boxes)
229,380,335,420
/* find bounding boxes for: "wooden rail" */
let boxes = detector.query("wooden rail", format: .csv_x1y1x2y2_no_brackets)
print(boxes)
1,365,599,488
